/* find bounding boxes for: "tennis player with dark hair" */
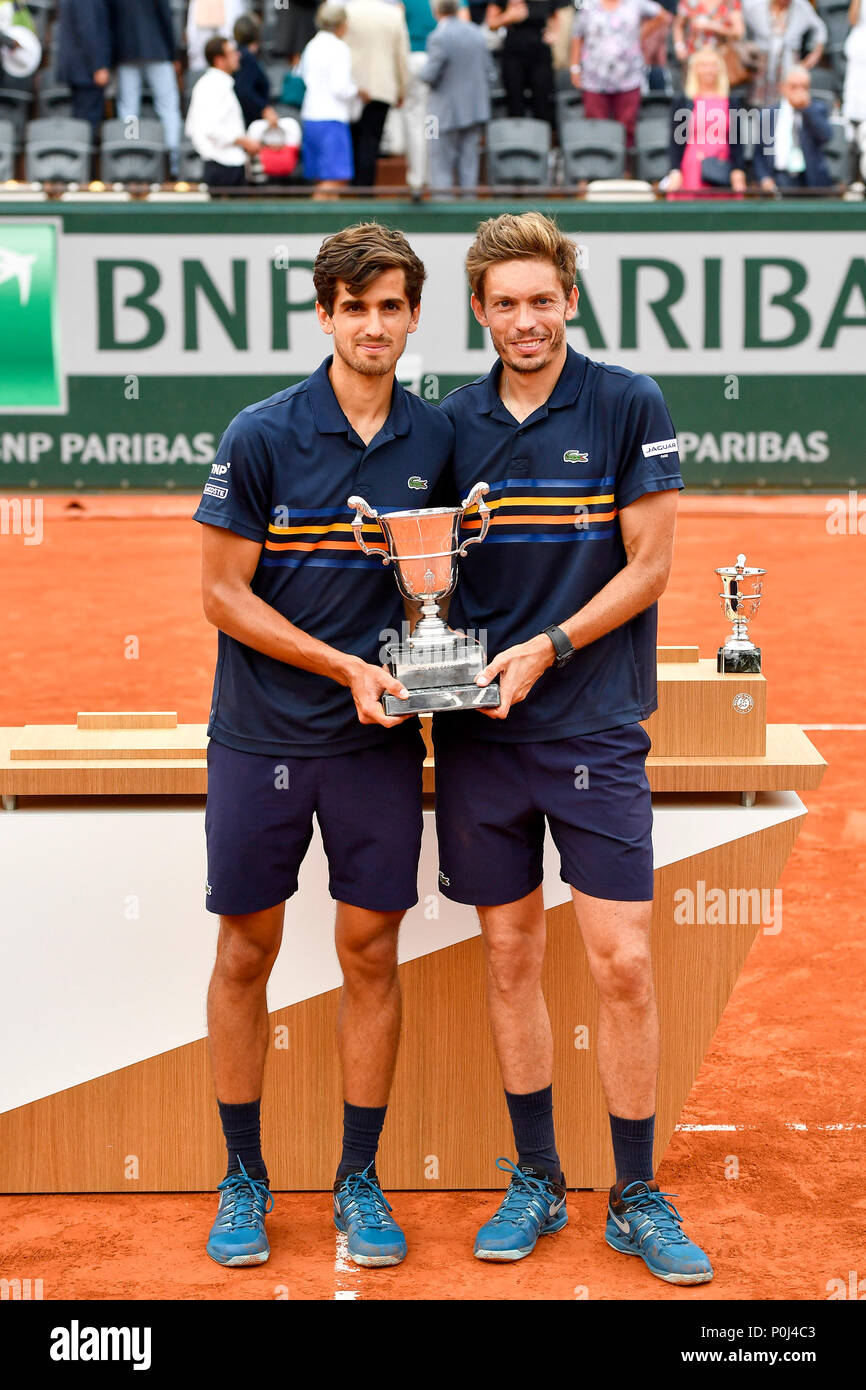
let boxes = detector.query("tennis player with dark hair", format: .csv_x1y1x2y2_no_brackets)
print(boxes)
435,210,714,1283
195,222,452,1269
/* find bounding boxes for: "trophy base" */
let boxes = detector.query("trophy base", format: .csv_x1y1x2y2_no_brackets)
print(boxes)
383,682,501,716
718,644,762,674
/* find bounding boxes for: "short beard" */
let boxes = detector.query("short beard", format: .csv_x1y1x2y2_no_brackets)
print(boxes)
494,317,567,373
333,335,394,377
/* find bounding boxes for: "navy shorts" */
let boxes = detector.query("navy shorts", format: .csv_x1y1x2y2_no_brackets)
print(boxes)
433,722,654,905
204,728,425,916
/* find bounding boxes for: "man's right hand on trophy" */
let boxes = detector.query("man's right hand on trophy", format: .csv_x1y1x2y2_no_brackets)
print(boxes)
344,656,412,728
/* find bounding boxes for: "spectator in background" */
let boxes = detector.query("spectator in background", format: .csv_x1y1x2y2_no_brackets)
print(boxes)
486,2,562,124
673,0,744,69
422,0,492,191
55,0,112,136
570,0,671,149
299,2,358,195
741,0,826,108
752,63,833,188
344,0,411,187
186,0,246,73
185,34,261,185
111,0,183,176
233,12,279,127
843,0,866,127
402,0,437,196
666,45,747,195
274,0,319,64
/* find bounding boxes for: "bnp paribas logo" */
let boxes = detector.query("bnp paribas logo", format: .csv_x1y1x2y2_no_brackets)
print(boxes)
0,220,64,412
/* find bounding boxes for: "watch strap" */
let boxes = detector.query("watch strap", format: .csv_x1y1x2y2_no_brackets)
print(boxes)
542,624,575,667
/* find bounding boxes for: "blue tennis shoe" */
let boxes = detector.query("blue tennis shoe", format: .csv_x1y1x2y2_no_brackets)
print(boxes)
605,1179,714,1284
206,1159,274,1267
333,1164,408,1268
474,1157,568,1261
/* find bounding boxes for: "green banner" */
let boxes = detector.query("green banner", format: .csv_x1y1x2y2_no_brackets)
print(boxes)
0,200,863,491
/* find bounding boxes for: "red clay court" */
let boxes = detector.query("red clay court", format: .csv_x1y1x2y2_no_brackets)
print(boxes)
1,492,863,1301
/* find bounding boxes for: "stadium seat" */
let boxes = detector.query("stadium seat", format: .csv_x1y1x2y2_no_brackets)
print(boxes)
555,87,583,135
177,140,204,183
0,77,34,142
810,86,838,111
25,116,92,182
634,115,671,183
823,121,854,186
37,76,74,119
100,117,167,183
485,117,551,186
560,117,626,183
821,6,852,48
0,117,16,180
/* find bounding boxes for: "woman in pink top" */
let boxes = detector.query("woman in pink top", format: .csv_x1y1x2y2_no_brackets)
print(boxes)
666,46,747,196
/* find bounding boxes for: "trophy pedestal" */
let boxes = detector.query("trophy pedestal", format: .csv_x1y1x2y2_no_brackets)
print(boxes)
383,629,501,716
718,644,762,674
384,683,501,715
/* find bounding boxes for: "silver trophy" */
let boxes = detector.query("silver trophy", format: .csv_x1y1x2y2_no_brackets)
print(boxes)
347,482,501,715
716,553,766,673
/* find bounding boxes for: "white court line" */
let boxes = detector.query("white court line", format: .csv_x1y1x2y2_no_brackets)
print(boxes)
676,1123,866,1132
334,1230,361,1301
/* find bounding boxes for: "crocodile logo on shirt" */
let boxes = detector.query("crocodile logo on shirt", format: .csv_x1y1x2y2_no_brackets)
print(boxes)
408,476,428,490
563,449,589,464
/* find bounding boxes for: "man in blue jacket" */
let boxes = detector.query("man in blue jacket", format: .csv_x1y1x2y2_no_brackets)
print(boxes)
753,65,834,190
109,0,182,176
56,0,112,135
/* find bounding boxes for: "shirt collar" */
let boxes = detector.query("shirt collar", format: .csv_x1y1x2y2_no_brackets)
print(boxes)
479,345,588,423
306,356,411,439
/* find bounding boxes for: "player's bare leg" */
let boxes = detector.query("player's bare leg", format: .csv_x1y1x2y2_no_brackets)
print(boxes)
477,887,551,1094
570,889,657,1119
335,903,404,1106
473,888,567,1261
333,903,409,1267
205,903,285,1266
572,887,713,1283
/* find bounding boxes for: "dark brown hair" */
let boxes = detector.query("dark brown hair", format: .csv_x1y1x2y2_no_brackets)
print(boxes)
313,223,427,316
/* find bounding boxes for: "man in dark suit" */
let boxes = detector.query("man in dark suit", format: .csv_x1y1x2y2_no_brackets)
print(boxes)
56,0,112,135
752,65,833,190
110,0,182,175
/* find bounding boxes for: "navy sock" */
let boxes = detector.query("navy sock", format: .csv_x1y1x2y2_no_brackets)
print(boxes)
504,1085,561,1184
217,1098,268,1183
336,1102,388,1182
609,1112,655,1186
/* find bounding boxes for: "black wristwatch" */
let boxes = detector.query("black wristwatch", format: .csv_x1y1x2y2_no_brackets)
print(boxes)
542,624,576,669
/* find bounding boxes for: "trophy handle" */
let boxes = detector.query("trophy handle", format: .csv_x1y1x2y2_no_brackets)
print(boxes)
457,481,491,555
347,495,391,564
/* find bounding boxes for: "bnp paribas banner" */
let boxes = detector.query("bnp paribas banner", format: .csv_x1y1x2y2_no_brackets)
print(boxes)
0,203,864,490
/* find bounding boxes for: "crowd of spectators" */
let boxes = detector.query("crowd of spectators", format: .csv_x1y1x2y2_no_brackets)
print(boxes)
1,0,864,194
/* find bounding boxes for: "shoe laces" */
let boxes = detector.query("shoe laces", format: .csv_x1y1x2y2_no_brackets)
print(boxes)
217,1158,274,1230
337,1162,395,1229
488,1157,557,1225
618,1181,689,1248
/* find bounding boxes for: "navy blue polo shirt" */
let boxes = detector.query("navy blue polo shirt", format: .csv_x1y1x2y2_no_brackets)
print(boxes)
438,346,683,743
193,357,454,757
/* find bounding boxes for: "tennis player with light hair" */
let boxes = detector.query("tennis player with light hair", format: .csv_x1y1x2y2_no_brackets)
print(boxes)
434,210,714,1283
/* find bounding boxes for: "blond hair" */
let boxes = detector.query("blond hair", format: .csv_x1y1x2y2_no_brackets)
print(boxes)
465,212,577,303
684,46,730,98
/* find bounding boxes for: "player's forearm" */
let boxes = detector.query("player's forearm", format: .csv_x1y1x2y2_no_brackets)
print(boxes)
556,555,671,653
203,581,361,687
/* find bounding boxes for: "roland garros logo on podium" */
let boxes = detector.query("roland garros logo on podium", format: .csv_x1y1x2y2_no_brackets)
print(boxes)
0,219,64,412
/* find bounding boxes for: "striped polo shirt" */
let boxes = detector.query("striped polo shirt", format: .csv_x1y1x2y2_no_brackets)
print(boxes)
438,345,683,742
193,357,454,757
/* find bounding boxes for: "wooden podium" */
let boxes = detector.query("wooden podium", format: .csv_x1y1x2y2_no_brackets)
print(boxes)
0,648,825,1192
